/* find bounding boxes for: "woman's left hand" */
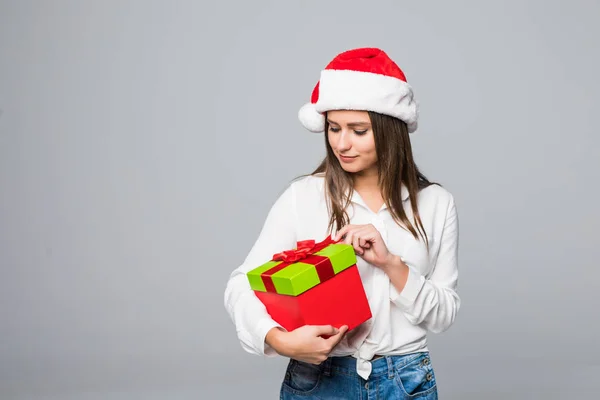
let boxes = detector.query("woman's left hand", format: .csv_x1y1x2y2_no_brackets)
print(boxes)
333,224,394,269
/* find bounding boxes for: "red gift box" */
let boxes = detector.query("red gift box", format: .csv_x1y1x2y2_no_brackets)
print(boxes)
246,236,372,332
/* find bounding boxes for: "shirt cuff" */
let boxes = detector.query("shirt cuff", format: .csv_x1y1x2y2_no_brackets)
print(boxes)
389,263,425,308
255,317,286,357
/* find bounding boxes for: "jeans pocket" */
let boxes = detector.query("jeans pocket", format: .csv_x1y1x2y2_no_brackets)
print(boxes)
394,353,437,398
282,359,323,395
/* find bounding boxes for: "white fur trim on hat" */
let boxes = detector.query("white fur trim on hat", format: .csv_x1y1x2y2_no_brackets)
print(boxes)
298,102,325,132
307,69,419,133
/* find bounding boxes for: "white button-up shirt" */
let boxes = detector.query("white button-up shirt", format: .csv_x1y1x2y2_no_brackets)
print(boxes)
224,174,460,379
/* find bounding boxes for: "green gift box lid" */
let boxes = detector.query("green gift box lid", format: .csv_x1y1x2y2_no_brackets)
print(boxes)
247,239,356,296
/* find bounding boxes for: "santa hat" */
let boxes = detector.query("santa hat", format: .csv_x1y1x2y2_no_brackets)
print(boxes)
298,47,419,133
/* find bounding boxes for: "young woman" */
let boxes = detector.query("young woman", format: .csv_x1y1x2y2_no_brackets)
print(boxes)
224,47,460,399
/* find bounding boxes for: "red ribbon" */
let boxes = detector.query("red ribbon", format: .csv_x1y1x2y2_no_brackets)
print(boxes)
272,236,337,262
261,236,339,293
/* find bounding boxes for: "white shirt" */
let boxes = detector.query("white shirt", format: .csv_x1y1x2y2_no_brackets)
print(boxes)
223,174,460,379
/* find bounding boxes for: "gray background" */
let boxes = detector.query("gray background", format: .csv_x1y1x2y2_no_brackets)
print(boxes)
1,0,599,399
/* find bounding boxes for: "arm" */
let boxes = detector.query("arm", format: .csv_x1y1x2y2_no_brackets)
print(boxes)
223,183,298,356
388,196,460,333
224,182,350,364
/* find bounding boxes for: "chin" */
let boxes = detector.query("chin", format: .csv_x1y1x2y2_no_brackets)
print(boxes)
339,164,365,174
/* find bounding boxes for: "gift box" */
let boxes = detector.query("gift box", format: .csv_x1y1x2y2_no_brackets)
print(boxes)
246,236,372,333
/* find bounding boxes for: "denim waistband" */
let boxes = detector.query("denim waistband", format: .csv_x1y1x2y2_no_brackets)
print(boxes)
320,352,429,379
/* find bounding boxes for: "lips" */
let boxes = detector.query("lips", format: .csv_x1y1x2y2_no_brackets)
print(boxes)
339,154,357,163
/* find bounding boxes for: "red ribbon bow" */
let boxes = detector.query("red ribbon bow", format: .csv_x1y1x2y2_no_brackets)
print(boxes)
272,236,337,263
261,235,339,293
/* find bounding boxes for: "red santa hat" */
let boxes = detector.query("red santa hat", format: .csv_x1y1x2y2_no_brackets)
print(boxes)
298,47,419,133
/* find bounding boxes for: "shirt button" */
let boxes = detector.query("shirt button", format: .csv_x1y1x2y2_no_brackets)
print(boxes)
365,382,369,389
426,372,433,381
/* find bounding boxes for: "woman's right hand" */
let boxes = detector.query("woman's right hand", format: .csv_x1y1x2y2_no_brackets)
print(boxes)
266,325,349,365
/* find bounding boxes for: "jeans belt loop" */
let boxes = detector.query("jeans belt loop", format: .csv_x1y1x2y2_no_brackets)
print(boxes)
386,356,394,379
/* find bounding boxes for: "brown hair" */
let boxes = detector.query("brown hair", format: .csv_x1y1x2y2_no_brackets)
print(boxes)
310,111,438,246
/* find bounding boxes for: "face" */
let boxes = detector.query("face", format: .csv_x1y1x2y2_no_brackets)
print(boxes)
326,110,377,175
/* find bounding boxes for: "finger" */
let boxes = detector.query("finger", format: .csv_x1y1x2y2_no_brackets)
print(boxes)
325,325,348,342
324,325,349,348
312,325,339,337
352,234,363,255
310,355,328,365
333,225,352,241
356,227,375,250
354,228,377,251
363,226,381,242
342,230,354,245
300,356,324,365
344,230,361,253
359,236,368,249
340,225,362,242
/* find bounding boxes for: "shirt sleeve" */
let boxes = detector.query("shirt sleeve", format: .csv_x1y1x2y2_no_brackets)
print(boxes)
223,183,298,356
389,195,460,333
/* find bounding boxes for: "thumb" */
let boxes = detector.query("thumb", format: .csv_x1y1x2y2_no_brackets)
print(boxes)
312,325,339,336
324,325,349,345
333,225,349,241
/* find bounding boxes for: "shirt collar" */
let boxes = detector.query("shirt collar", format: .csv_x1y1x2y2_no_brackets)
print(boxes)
349,184,410,212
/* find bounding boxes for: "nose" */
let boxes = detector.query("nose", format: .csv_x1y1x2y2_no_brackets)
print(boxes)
336,130,352,152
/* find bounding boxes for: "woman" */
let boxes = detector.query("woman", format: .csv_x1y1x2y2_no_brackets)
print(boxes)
224,47,460,399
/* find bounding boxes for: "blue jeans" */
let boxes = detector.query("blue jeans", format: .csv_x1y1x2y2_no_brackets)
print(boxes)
280,352,437,399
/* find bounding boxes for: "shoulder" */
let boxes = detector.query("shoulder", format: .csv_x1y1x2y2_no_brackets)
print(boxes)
289,173,326,196
270,174,326,208
417,183,457,215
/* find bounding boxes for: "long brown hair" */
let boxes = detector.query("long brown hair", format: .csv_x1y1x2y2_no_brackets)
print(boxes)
310,111,438,247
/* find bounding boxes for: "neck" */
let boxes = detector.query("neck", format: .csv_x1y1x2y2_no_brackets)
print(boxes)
352,167,380,192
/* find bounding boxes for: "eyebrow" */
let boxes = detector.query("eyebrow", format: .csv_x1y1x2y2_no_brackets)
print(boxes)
327,119,371,127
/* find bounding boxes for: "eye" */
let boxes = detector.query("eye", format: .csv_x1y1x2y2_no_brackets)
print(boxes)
354,129,368,135
328,126,341,132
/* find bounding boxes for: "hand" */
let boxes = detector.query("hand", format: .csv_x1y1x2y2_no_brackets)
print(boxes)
333,224,394,269
266,325,348,364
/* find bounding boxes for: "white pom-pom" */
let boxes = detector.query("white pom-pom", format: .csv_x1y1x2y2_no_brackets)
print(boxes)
298,102,325,133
